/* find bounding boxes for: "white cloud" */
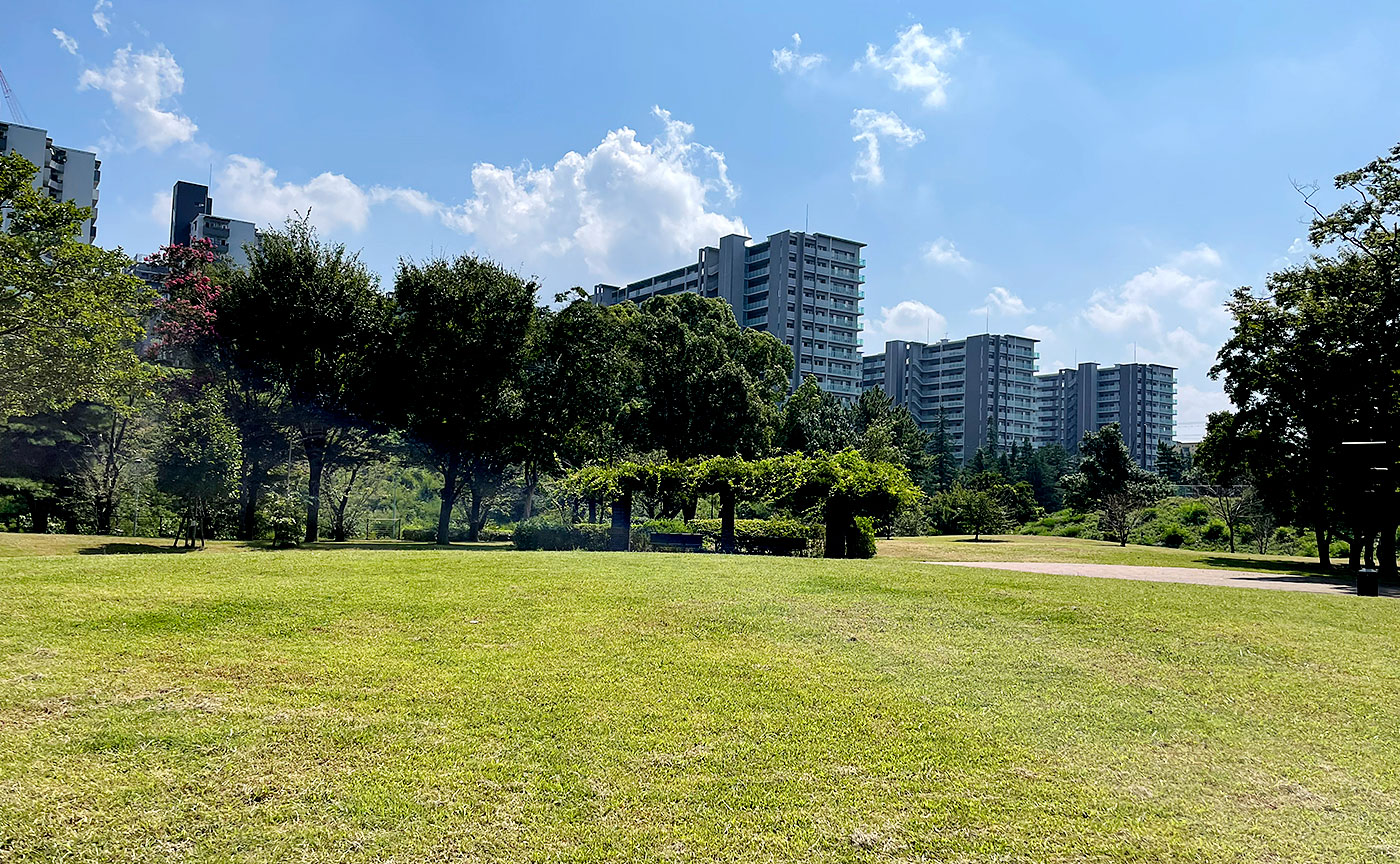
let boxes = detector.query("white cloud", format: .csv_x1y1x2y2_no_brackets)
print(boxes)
771,33,826,74
78,45,197,152
53,29,79,55
865,300,947,349
440,106,744,282
857,24,965,108
368,186,442,217
215,155,373,234
973,285,1032,316
1170,242,1222,270
1084,261,1225,335
1176,383,1231,442
1288,236,1308,254
849,108,923,185
1024,324,1054,341
92,0,112,34
922,236,970,269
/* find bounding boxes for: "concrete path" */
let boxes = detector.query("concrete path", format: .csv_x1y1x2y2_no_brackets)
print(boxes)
922,561,1397,597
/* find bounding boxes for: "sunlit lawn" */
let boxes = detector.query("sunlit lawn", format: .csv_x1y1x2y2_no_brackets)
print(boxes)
880,533,1339,576
0,539,1396,861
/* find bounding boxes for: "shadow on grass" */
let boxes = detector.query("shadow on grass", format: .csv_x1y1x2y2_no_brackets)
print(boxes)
1197,555,1339,576
77,542,201,555
294,541,511,553
953,538,1010,543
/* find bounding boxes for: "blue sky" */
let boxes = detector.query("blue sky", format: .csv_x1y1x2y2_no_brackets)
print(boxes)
9,1,1400,439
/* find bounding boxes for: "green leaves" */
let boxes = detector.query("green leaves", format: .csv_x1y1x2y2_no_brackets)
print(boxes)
0,152,154,422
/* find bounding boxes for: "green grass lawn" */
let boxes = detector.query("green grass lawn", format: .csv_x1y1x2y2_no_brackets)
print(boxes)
1,541,1397,861
880,533,1339,576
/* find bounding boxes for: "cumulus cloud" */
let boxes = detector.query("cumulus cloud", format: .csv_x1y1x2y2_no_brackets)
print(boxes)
53,29,79,55
369,186,442,217
865,300,947,349
1288,236,1308,254
440,106,744,282
79,45,197,151
1170,242,1222,270
857,23,965,108
771,33,825,74
92,0,112,34
973,285,1032,317
1083,263,1225,335
849,109,923,185
215,155,373,233
922,236,969,269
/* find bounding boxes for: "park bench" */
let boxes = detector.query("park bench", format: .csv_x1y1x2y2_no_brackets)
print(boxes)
648,532,705,552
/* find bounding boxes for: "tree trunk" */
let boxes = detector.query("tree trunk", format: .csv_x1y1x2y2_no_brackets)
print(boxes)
824,500,848,559
304,439,325,544
588,499,597,524
682,496,698,524
1349,530,1362,570
436,452,460,545
609,493,632,551
238,467,266,541
1315,525,1330,567
521,467,538,522
1365,533,1376,569
1378,523,1397,583
32,502,50,535
719,487,736,554
467,483,484,542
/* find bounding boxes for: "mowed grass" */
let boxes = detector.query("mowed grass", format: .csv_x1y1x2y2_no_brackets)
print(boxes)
1,543,1398,862
881,533,1338,576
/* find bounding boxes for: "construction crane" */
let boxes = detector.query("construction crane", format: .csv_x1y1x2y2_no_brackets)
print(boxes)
0,64,28,125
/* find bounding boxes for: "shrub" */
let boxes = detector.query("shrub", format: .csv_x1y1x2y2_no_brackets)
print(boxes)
846,516,877,559
400,526,437,542
1201,520,1227,542
1178,501,1210,526
513,517,610,551
1159,523,1189,548
689,518,822,556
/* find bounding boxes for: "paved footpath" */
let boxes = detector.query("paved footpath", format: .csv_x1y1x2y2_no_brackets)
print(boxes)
923,561,1397,597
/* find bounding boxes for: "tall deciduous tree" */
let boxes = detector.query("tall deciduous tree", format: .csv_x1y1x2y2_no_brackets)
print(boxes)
387,255,536,544
1062,423,1170,546
219,217,388,543
628,293,792,460
153,388,240,548
0,153,152,422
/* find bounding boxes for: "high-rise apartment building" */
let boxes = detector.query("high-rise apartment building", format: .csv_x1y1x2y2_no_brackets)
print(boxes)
860,334,1040,462
1034,362,1177,469
167,180,258,267
0,122,100,242
592,230,865,398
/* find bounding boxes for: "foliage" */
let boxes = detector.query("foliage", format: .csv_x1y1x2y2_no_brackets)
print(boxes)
512,516,610,551
845,516,877,558
387,254,537,544
152,388,240,547
625,292,793,459
219,215,388,542
1062,424,1171,546
0,152,154,421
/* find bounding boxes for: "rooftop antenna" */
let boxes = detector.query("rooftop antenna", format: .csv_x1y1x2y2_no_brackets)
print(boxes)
804,204,809,233
0,65,29,124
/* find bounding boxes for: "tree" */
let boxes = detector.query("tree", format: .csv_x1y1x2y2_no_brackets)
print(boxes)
517,295,640,520
219,217,388,542
927,408,958,492
850,387,933,486
1214,142,1400,577
142,239,290,541
1062,424,1171,546
953,487,1007,541
1191,412,1252,553
153,389,240,548
1155,441,1187,484
627,293,793,460
762,450,920,559
386,255,536,544
0,152,152,422
778,376,855,454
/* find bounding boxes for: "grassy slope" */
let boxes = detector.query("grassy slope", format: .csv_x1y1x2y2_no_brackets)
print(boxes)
880,534,1337,576
1,546,1397,862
